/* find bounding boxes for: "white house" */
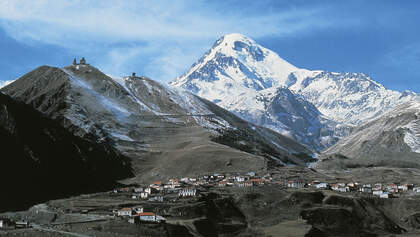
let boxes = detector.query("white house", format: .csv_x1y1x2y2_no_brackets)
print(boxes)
360,185,372,193
118,208,132,217
133,206,144,214
287,180,306,188
145,187,152,194
398,185,408,191
149,196,164,202
380,193,390,198
373,190,383,196
134,187,143,193
219,181,227,187
315,183,328,189
337,187,349,192
139,212,157,222
235,176,245,182
0,220,3,228
179,189,197,197
141,192,149,199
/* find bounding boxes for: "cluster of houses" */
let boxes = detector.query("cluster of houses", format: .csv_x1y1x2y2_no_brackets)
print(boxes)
113,178,200,203
109,172,420,226
287,180,420,198
113,172,272,203
111,172,272,224
0,218,29,230
115,206,166,224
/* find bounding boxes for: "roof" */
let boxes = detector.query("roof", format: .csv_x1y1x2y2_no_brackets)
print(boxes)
153,181,162,185
138,212,155,216
119,208,132,211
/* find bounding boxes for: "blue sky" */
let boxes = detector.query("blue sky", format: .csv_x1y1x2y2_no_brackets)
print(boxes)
0,0,419,92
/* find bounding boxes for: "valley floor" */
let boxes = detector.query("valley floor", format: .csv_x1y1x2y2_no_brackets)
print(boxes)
4,167,420,236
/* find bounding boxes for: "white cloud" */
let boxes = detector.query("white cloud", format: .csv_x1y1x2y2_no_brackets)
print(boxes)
0,1,352,82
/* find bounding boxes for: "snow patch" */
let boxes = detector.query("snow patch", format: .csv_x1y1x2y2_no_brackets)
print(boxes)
403,120,420,153
111,132,134,142
63,69,131,119
0,80,15,88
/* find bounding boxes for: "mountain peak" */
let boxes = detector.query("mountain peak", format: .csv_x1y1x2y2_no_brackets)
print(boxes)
214,33,256,48
172,33,298,92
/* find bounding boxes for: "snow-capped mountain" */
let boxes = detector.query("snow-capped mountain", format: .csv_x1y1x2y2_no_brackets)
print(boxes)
316,101,420,170
1,63,314,182
171,33,419,151
286,70,419,125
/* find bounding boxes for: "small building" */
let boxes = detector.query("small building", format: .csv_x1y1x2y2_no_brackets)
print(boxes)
251,178,266,186
169,178,180,185
373,183,382,191
218,181,227,187
398,185,408,191
134,187,144,193
140,192,149,199
287,180,305,188
179,188,197,197
151,181,162,187
119,187,130,193
247,172,256,177
0,218,14,229
244,181,253,187
118,208,132,217
332,185,349,192
139,212,157,222
80,57,86,65
380,193,391,199
387,184,398,191
148,196,164,202
315,183,328,189
145,187,153,194
133,206,144,214
15,221,29,229
360,184,372,193
373,190,384,196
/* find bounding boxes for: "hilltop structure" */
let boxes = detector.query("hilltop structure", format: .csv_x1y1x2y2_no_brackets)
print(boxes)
72,57,89,65
124,72,142,80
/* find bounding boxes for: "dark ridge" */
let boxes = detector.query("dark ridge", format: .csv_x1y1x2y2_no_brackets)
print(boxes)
0,93,133,212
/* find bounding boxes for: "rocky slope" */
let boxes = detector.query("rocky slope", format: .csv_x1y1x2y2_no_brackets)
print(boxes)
0,92,132,212
171,33,419,151
316,101,420,169
1,64,314,184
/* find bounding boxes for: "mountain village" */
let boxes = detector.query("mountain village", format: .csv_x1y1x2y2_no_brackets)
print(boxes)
3,169,420,231
106,172,420,224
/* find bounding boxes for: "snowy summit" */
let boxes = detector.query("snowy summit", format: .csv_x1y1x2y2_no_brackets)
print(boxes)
172,33,420,152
